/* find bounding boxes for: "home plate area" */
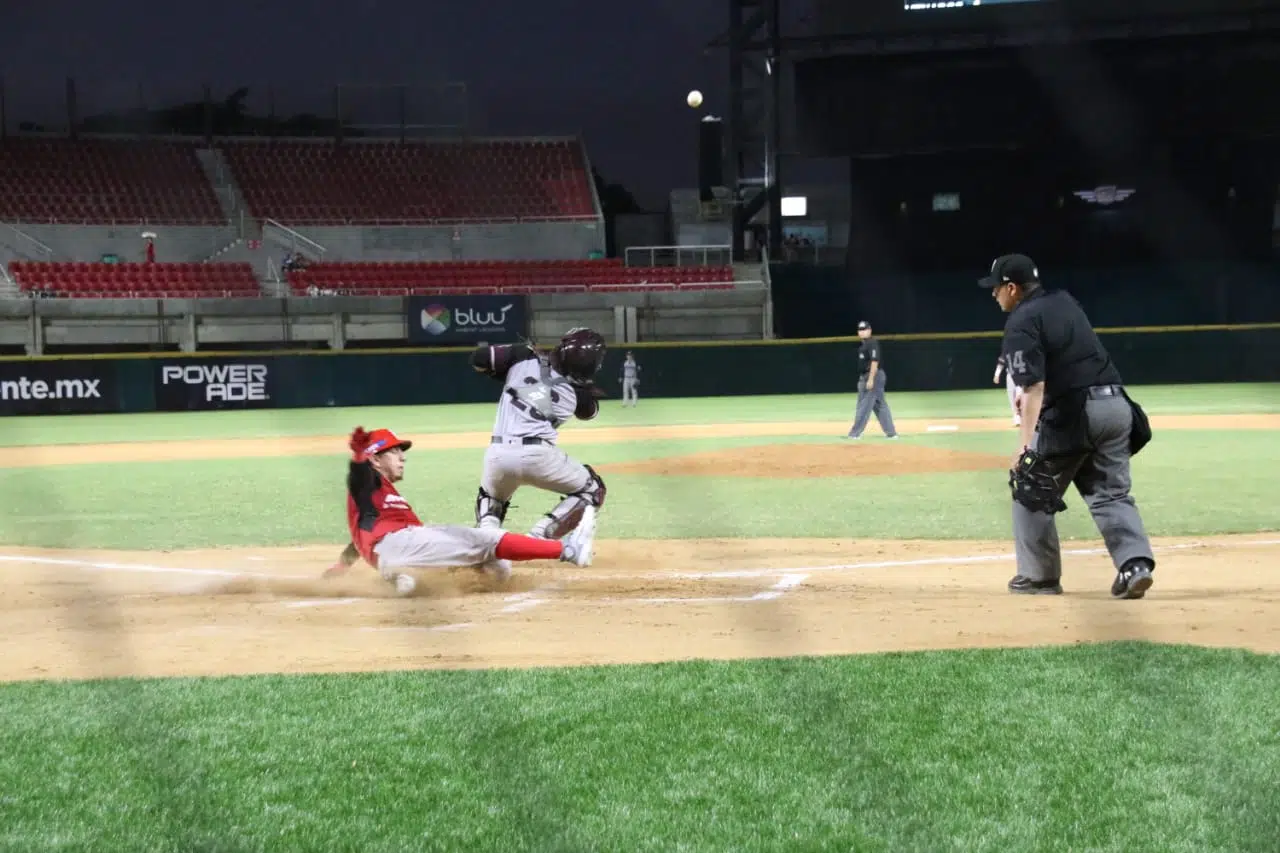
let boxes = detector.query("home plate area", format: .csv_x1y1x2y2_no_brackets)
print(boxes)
1,534,1278,682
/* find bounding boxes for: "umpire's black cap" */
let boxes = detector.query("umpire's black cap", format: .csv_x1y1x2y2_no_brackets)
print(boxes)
979,254,1039,288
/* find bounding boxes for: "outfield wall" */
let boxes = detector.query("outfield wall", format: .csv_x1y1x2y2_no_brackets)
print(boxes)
1,325,1275,415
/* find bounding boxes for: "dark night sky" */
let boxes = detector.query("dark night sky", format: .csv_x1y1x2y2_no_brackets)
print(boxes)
1,0,732,209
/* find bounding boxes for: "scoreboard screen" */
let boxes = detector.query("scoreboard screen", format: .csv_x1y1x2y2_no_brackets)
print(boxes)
819,0,1268,37
905,0,1043,9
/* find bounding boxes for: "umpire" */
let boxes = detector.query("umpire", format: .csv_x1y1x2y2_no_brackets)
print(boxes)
980,254,1156,599
846,320,899,440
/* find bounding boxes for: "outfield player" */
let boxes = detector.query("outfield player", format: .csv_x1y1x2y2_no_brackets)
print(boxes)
471,327,609,540
620,351,641,407
994,353,1023,427
325,426,596,595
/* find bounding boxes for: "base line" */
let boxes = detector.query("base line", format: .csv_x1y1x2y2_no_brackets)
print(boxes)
286,598,362,609
577,538,1280,582
577,573,808,606
0,538,1275,585
360,622,474,634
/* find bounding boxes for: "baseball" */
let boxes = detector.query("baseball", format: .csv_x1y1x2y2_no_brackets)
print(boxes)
687,90,703,108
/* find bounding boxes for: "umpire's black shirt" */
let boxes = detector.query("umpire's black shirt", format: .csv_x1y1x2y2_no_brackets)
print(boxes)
1002,288,1122,407
857,336,881,378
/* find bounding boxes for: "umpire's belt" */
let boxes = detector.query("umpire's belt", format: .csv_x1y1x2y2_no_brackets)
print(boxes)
491,436,552,446
1086,384,1124,400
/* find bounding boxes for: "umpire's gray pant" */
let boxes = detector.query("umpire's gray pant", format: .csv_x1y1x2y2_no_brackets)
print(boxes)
1013,389,1155,582
848,371,897,438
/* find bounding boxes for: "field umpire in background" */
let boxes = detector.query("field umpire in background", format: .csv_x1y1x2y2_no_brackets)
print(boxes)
981,254,1156,599
846,320,898,440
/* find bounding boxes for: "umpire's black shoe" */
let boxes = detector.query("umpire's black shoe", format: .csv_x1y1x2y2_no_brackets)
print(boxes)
1008,575,1062,595
1111,559,1154,600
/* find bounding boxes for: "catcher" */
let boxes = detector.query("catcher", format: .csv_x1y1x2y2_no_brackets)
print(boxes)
325,426,596,595
981,253,1155,599
471,327,608,541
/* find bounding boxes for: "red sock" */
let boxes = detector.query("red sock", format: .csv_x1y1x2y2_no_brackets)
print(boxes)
495,532,563,561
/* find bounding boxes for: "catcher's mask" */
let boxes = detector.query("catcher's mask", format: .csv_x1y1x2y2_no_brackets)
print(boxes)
552,327,606,384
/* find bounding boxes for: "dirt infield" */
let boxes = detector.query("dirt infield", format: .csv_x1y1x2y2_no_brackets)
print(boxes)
1,535,1278,683
1,412,1277,683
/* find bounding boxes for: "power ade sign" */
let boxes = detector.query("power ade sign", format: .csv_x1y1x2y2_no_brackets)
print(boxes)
406,295,528,344
155,361,273,410
0,361,119,415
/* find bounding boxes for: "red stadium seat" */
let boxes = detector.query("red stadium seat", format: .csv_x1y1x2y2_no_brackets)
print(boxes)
9,262,260,299
0,139,226,225
219,139,597,224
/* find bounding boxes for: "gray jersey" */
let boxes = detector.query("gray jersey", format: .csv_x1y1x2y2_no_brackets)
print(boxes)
490,357,578,443
622,359,639,380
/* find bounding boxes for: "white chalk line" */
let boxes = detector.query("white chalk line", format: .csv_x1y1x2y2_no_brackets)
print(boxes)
286,597,362,609
1,537,1275,589
573,538,1280,582
573,573,808,606
360,622,475,634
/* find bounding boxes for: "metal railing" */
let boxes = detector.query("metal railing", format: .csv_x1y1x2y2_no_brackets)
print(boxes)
1,223,55,260
761,245,775,340
262,219,328,257
286,278,763,297
10,289,264,300
623,244,733,267
3,215,233,227
250,215,599,227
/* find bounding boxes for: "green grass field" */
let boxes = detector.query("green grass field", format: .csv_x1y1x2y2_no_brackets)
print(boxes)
0,383,1277,852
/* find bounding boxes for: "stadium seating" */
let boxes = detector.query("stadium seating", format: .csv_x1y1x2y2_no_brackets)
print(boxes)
0,139,225,225
9,262,260,298
220,140,596,223
285,259,735,296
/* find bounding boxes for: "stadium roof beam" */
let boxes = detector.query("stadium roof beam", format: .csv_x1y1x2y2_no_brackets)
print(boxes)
724,0,783,262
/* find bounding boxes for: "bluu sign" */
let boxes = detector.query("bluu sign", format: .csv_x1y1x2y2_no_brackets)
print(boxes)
407,295,528,344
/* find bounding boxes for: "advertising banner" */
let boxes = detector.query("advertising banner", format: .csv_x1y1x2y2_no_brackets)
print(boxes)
154,359,275,411
406,295,528,345
0,360,120,415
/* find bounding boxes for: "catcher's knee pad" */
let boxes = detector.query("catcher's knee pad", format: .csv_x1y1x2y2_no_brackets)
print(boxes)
534,468,606,539
475,487,510,527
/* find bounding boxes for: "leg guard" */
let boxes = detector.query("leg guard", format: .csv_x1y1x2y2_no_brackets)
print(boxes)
531,465,606,539
475,487,510,530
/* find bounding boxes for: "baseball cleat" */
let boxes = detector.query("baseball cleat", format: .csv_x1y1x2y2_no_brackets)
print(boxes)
480,558,513,582
1111,560,1154,600
393,573,417,596
559,506,597,567
1007,574,1063,595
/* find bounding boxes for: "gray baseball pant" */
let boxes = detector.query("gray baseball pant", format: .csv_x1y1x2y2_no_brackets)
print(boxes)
848,371,897,438
373,525,505,579
480,439,593,537
1013,390,1155,582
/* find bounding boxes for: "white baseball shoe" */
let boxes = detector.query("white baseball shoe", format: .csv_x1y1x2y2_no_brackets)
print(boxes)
393,573,417,596
559,506,597,567
479,558,513,582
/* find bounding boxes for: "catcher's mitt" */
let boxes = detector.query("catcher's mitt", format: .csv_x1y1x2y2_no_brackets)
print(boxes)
1009,448,1068,514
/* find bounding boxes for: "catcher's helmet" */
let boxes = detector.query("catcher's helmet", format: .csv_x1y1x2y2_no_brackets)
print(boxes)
552,327,606,384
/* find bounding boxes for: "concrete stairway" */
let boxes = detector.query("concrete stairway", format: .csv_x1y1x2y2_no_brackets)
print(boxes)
195,147,259,251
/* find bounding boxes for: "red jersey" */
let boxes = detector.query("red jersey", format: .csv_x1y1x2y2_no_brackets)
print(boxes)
346,461,422,564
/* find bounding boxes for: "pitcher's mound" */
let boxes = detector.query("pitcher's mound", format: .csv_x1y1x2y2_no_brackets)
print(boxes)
602,442,1009,479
